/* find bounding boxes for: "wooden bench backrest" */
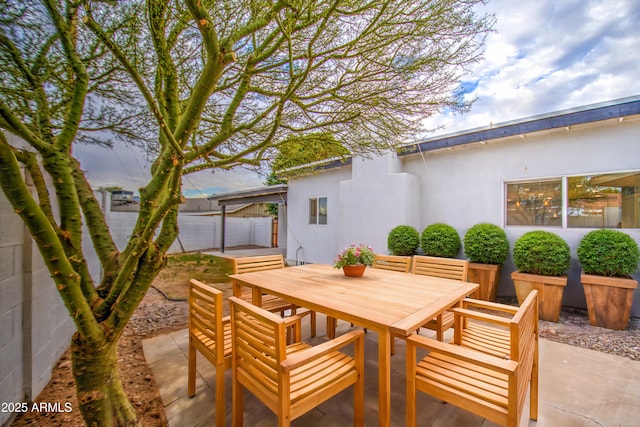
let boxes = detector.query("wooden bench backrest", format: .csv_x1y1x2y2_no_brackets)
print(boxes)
373,254,412,273
189,279,227,361
232,254,285,274
412,255,468,281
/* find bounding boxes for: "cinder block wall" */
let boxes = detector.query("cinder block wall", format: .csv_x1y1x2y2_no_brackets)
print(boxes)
0,187,26,427
0,166,76,427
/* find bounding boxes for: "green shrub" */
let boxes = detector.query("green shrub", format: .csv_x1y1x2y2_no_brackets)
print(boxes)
577,229,639,277
463,223,510,264
420,223,461,258
512,231,570,276
387,225,420,256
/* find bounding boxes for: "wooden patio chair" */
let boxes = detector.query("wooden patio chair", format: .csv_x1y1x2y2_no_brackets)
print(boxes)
406,290,539,427
229,296,365,427
233,254,316,338
412,255,470,341
188,279,232,427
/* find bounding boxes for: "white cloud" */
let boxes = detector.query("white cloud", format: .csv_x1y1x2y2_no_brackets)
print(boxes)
423,0,640,136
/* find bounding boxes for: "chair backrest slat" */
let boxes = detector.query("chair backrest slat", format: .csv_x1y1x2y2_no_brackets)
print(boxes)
189,279,223,345
373,254,412,273
412,255,469,281
230,296,286,392
233,254,285,274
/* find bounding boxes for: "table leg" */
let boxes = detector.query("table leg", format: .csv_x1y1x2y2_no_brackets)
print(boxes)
252,287,262,306
326,316,336,339
378,328,391,427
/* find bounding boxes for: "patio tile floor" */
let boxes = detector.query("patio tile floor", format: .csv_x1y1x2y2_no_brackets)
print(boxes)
143,312,640,427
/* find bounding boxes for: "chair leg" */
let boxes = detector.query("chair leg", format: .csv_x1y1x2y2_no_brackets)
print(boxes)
215,365,225,427
406,343,417,427
232,381,244,427
187,342,196,397
531,346,539,420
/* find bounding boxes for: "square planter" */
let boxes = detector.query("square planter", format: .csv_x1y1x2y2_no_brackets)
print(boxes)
511,271,567,322
580,273,638,330
468,263,501,302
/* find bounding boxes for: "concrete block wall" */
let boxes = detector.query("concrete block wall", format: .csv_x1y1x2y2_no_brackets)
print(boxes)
0,193,25,426
0,166,77,427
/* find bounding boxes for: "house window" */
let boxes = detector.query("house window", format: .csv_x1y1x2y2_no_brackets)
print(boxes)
309,197,327,224
506,179,562,226
568,172,640,228
506,171,640,229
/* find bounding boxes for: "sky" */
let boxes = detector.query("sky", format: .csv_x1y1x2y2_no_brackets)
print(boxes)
74,0,640,198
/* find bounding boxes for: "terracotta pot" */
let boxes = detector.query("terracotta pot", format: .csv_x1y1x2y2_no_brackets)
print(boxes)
581,273,637,330
468,263,501,301
343,265,366,277
511,271,567,322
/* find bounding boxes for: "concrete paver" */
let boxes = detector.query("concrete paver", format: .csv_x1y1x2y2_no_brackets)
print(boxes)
143,313,640,427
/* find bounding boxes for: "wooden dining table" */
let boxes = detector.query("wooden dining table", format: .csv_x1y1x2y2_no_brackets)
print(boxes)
230,263,479,427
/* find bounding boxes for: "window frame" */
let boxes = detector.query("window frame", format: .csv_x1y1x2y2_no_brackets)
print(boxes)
504,169,640,230
308,196,328,225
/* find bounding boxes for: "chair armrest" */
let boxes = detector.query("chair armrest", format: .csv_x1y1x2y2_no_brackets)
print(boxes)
282,314,304,330
407,334,517,374
462,298,519,314
292,307,313,319
281,330,365,372
452,307,511,327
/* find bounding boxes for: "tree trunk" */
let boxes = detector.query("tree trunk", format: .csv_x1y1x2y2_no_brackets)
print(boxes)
71,333,140,426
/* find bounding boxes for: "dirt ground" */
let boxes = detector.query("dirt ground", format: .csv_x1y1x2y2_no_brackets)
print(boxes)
10,254,640,426
10,254,228,427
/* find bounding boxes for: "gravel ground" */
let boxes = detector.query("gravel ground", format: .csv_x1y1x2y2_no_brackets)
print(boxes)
488,296,639,361
538,307,640,360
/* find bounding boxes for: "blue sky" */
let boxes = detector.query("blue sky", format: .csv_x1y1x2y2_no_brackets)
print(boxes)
75,0,640,197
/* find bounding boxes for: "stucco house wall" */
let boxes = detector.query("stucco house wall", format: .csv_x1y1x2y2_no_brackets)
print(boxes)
286,166,352,265
285,98,640,316
402,115,640,313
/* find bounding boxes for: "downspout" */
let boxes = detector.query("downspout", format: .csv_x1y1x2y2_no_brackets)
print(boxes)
220,205,226,253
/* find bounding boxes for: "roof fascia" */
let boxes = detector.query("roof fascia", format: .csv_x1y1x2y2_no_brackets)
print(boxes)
399,96,640,156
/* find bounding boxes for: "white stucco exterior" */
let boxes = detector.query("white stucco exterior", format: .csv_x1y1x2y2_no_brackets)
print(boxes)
285,99,640,316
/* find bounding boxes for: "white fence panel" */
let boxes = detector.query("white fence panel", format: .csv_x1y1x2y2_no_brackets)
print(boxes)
169,214,215,254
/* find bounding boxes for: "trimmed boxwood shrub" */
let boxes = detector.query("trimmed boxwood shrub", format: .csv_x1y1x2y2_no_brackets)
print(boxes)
420,223,461,258
463,223,509,264
387,225,420,256
512,231,570,276
577,229,639,277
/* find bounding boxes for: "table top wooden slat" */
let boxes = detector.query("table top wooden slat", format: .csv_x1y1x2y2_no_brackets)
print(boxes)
230,263,478,335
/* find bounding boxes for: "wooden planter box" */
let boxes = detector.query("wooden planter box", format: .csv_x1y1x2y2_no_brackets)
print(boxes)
581,273,638,330
511,271,568,322
468,263,501,302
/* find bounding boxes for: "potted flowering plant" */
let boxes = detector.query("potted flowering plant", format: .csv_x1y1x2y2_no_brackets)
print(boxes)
334,244,375,277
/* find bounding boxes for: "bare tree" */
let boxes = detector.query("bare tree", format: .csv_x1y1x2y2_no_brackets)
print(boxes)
0,0,493,425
